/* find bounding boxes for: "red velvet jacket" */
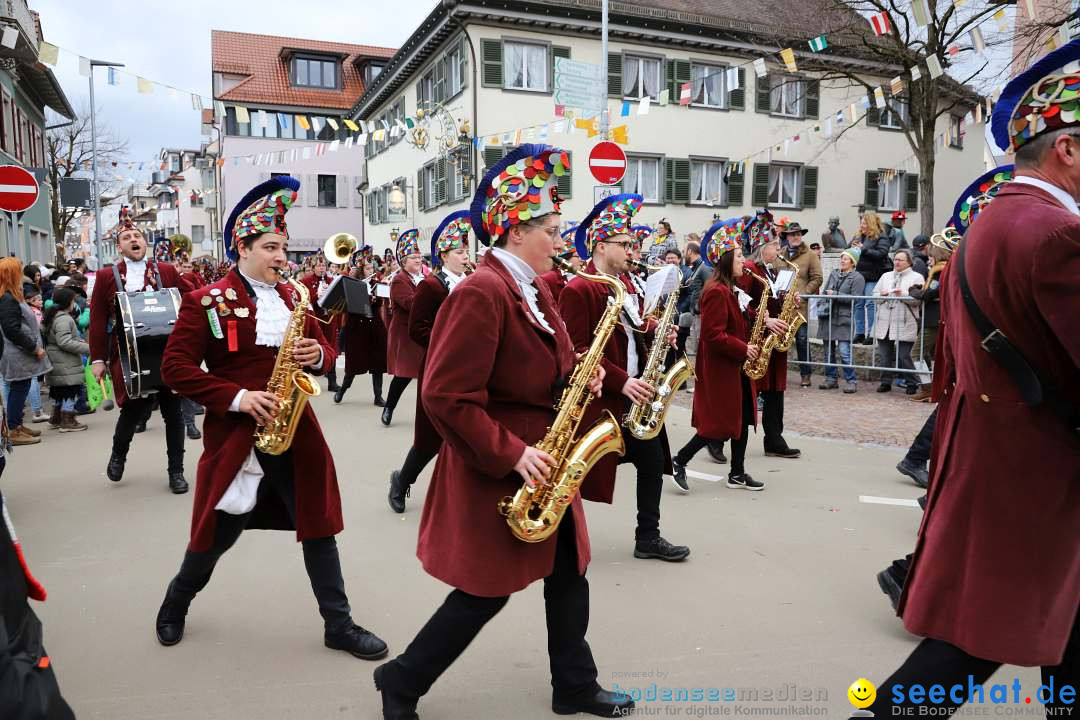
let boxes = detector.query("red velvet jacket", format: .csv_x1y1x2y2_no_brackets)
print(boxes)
539,269,569,303
387,271,425,378
691,280,757,440
408,272,451,455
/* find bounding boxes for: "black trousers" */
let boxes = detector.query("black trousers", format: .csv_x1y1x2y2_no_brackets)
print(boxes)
868,609,1079,716
384,506,598,701
339,372,384,399
623,434,663,542
180,397,201,426
676,376,754,476
385,376,411,411
167,450,352,630
904,406,938,468
760,390,787,451
398,445,438,488
113,392,184,474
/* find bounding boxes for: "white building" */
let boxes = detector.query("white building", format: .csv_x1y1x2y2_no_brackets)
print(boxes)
351,0,983,255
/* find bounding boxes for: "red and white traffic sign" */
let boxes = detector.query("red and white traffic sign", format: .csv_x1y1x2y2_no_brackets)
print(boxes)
588,141,626,185
0,165,39,213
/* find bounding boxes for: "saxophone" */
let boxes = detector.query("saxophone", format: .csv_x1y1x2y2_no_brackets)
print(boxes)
773,256,807,352
498,256,626,543
742,268,778,380
624,262,694,440
254,275,322,455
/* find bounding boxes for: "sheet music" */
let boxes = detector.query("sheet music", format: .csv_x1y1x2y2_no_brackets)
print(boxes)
773,268,795,295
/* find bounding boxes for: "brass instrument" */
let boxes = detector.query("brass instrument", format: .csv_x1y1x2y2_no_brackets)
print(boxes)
169,233,193,257
773,256,807,352
254,274,322,455
930,227,961,253
742,268,778,380
323,232,359,265
624,261,694,440
498,256,626,542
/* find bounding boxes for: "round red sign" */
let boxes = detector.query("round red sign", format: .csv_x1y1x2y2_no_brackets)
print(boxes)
0,165,40,213
588,141,627,185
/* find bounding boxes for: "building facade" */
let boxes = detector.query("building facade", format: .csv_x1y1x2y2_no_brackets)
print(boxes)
352,0,983,255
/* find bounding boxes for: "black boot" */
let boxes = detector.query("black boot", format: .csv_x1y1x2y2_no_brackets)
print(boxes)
372,373,385,407
135,419,147,433
169,472,189,494
156,580,190,646
373,663,420,720
327,367,340,393
334,375,353,404
186,422,202,440
106,452,125,482
553,688,636,717
707,441,727,463
381,406,393,427
388,470,409,513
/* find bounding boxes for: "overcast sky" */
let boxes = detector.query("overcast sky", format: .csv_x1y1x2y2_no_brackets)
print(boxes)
30,0,431,185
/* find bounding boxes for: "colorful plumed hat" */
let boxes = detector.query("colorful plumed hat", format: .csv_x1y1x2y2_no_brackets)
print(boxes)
949,164,1015,233
558,223,578,257
223,175,300,261
702,217,746,268
117,205,137,234
470,144,570,246
574,193,644,260
395,228,422,267
743,208,776,253
630,225,654,250
992,38,1080,152
430,211,471,266
153,238,174,263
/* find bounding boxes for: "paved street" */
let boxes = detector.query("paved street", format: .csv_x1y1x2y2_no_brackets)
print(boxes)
7,372,1038,719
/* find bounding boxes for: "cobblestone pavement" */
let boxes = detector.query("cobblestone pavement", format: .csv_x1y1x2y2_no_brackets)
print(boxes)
674,370,935,448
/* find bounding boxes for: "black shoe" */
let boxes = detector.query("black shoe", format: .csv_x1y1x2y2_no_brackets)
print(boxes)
381,406,393,426
764,445,801,459
726,473,765,491
135,420,147,433
325,622,388,660
707,442,727,464
905,384,918,395
861,337,875,345
169,472,189,494
327,382,341,393
373,663,420,720
388,470,410,513
876,383,892,393
876,568,904,612
374,395,385,407
553,687,636,717
106,453,125,482
853,333,865,344
896,459,929,488
75,406,94,416
186,423,202,440
670,460,689,493
155,581,189,646
633,536,690,562
334,387,346,404
917,494,927,510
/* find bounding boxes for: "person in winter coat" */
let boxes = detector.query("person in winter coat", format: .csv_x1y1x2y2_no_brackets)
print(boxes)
43,288,89,433
0,258,51,446
906,241,949,401
850,211,891,343
873,250,925,394
777,222,823,386
817,247,866,392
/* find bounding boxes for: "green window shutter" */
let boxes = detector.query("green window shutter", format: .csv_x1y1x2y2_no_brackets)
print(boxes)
435,157,448,205
866,93,880,126
665,158,674,202
550,46,570,93
416,77,423,107
667,59,690,103
481,39,503,87
904,173,919,211
433,57,447,103
727,163,745,206
666,158,689,204
557,151,572,198
804,78,820,119
756,73,772,113
608,52,622,98
800,166,818,209
751,163,770,206
417,168,427,211
483,146,507,176
729,67,746,110
459,37,469,91
864,170,881,209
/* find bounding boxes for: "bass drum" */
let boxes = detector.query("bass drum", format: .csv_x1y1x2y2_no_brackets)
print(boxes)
115,288,181,398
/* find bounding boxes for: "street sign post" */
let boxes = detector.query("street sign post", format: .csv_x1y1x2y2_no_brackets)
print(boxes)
588,141,627,185
593,185,620,204
554,57,605,113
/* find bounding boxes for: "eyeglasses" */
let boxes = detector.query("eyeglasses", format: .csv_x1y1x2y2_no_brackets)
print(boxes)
598,240,633,250
521,223,560,239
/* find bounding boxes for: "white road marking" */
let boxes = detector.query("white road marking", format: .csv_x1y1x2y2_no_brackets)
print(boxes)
686,469,725,483
859,495,921,507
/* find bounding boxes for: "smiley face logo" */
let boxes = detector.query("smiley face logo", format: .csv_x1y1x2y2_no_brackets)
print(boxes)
847,678,876,708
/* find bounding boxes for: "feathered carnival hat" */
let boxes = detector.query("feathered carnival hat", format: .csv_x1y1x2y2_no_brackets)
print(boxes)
743,209,776,253
558,223,579,257
117,205,139,236
702,217,746,268
154,238,174,263
430,211,471,266
993,37,1080,152
470,143,570,246
223,175,300,261
630,225,654,250
395,228,422,267
574,193,644,260
949,164,1015,233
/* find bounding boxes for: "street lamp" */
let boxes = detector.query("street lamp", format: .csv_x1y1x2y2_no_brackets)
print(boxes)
87,58,125,263
387,184,406,214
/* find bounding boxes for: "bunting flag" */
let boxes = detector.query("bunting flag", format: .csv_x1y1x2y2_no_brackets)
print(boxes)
78,56,91,78
554,104,565,117
970,27,986,56
297,115,311,131
278,113,291,130
312,116,325,134
344,119,359,131
679,82,692,105
235,106,250,123
726,66,740,91
780,48,797,72
258,110,268,128
753,58,768,78
890,76,905,95
37,41,59,65
808,35,827,53
345,136,354,149
925,54,944,79
0,26,17,49
137,77,153,94
611,125,629,144
869,12,891,36
214,100,225,118
302,147,311,160
329,139,339,152
948,45,960,57
638,96,651,115
909,65,921,83
191,94,202,110
659,89,670,106
993,9,1008,31
874,87,887,109
911,0,929,27
848,103,859,123
107,67,118,86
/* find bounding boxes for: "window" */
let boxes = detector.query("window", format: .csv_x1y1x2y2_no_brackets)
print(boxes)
0,86,10,154
446,41,465,98
949,115,964,149
623,156,661,203
768,165,799,207
249,110,280,138
880,98,909,130
317,175,337,207
190,225,205,245
363,63,385,86
419,163,437,211
770,75,804,117
623,55,662,101
418,72,435,106
691,63,726,108
691,159,726,205
504,41,548,91
877,173,902,211
170,154,181,173
293,56,339,89
189,191,204,207
865,170,918,212
447,147,471,202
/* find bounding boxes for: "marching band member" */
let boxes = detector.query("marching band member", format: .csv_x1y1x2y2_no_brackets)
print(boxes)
559,194,689,562
154,176,387,660
671,219,763,492
381,229,425,427
300,254,342,394
88,210,192,494
334,247,387,406
387,211,472,513
373,144,633,719
538,225,580,301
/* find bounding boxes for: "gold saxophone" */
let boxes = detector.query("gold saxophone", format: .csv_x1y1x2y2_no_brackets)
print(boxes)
742,268,778,380
773,256,807,352
254,275,322,455
498,256,626,543
624,261,694,440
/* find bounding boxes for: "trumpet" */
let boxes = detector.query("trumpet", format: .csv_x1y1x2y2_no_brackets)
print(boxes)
323,232,358,265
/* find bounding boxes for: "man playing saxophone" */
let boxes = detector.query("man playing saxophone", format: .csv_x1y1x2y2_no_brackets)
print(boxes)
154,176,388,660
374,145,633,719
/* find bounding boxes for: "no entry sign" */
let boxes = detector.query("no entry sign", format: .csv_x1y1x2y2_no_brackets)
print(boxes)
588,141,626,185
0,165,39,212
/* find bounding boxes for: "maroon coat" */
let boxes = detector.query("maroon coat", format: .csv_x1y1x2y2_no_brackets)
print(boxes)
180,271,204,290
558,262,671,504
409,272,450,455
898,182,1080,666
301,272,343,350
539,269,569,303
88,259,190,406
387,271,425,378
343,287,387,376
692,281,757,440
160,269,342,553
417,252,589,597
739,260,788,392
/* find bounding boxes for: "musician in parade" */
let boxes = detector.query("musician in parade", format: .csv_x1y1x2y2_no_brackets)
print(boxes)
153,176,388,661
373,144,633,719
334,247,387,407
88,210,192,494
558,194,690,562
381,230,425,427
300,253,343,394
387,211,472,514
671,219,763,492
538,225,580,302
865,40,1079,716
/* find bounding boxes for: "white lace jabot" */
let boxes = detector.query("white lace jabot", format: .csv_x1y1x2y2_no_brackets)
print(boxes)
240,271,291,348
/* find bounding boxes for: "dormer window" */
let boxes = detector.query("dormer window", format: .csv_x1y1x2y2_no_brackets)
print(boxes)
293,54,340,89
363,62,385,87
